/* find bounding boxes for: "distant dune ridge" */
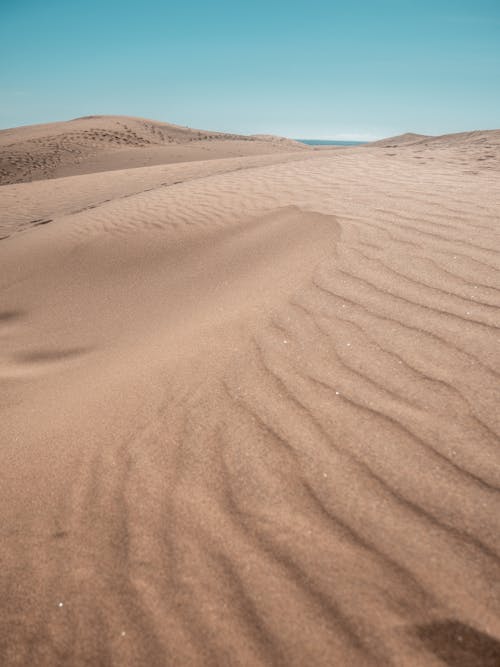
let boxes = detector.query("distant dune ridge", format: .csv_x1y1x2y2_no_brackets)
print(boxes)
0,115,308,185
371,129,500,149
1,117,500,666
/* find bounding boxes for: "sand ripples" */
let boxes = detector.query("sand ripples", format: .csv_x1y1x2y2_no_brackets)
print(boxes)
1,140,499,665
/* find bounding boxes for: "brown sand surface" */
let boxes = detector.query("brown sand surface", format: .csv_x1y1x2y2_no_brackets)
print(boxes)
0,115,308,185
1,125,500,666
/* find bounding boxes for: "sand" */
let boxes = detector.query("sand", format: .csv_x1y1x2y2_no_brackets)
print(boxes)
0,118,499,666
0,116,308,185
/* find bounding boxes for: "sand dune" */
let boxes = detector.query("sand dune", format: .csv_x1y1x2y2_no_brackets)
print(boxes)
370,132,431,147
372,129,500,155
0,115,308,185
1,125,500,666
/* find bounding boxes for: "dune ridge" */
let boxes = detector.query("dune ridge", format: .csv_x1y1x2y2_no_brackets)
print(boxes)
371,129,500,153
0,124,499,666
0,115,308,185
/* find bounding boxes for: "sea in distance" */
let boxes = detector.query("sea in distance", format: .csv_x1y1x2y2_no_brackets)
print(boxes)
296,139,367,146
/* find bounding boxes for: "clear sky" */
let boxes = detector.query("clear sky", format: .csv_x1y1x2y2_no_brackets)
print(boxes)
1,0,499,138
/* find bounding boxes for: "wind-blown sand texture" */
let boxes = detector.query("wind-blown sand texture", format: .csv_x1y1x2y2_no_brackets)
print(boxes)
0,116,307,185
0,121,499,666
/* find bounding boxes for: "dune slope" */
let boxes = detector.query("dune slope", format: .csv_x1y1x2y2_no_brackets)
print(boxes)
0,132,499,666
0,115,308,185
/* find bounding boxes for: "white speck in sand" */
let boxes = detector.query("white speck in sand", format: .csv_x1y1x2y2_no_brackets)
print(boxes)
283,340,288,344
58,602,64,608
346,343,351,347
121,631,126,637
335,391,340,395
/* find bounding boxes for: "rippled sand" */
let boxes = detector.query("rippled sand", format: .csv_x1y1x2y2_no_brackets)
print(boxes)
1,123,499,666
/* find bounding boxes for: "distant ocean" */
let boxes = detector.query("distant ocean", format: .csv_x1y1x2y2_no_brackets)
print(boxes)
296,139,367,146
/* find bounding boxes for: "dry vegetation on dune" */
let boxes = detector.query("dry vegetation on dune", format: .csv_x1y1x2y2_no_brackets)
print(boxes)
0,123,500,666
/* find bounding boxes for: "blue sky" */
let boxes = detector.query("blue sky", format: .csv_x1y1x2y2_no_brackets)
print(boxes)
1,0,499,138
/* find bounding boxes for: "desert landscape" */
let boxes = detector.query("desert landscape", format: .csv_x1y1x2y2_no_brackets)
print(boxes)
1,115,499,666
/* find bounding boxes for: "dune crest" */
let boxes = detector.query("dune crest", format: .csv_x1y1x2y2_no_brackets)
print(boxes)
0,115,308,185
